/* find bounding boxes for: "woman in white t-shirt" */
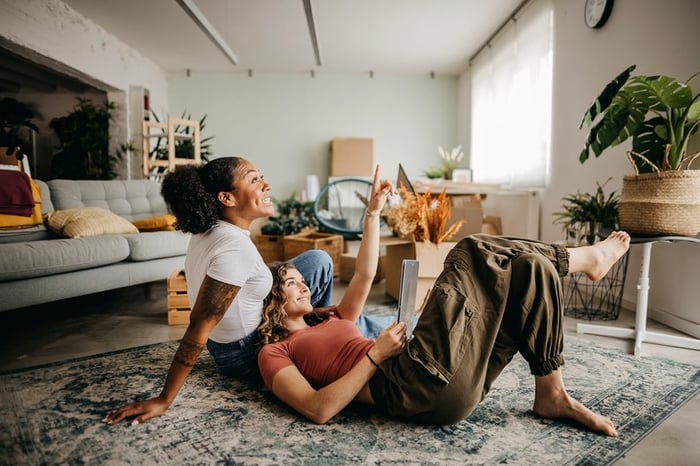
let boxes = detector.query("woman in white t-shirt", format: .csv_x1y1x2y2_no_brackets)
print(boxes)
103,156,388,426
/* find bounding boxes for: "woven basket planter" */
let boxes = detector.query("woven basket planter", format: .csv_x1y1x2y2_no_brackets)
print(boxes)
619,170,700,236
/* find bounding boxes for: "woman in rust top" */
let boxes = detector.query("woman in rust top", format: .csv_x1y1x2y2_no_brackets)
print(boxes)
257,164,630,436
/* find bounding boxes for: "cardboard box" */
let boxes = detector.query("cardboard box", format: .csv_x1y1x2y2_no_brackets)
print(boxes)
339,252,385,284
448,195,484,239
482,215,503,235
384,241,456,306
329,138,373,176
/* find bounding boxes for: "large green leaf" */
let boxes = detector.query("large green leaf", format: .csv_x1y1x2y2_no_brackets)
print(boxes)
579,65,636,129
623,75,691,114
631,117,667,172
579,91,645,163
687,99,700,122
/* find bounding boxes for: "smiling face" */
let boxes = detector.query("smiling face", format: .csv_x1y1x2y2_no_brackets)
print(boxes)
280,267,313,317
221,158,275,225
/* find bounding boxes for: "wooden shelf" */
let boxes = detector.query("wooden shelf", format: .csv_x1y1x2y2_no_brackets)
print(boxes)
142,118,201,179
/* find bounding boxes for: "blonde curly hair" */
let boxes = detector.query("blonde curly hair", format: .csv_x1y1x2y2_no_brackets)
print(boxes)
258,262,294,345
258,262,331,345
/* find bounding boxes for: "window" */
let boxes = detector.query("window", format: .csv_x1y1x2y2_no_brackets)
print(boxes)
470,0,553,188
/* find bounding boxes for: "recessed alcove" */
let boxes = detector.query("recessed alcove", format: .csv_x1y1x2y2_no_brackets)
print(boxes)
0,42,133,180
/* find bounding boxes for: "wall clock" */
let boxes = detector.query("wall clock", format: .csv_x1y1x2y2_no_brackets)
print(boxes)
584,0,614,29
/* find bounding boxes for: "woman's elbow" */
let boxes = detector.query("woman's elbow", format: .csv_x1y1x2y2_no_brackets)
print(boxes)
305,407,336,425
353,269,376,282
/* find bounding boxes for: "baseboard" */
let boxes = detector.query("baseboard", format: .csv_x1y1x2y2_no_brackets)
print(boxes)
621,297,700,339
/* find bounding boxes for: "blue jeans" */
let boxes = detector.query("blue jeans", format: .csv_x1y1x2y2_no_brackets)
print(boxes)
207,249,393,378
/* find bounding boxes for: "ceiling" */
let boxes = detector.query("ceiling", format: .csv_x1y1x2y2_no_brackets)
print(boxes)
58,0,525,76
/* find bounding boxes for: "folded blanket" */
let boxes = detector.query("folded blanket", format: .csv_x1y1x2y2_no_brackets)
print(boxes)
0,170,35,216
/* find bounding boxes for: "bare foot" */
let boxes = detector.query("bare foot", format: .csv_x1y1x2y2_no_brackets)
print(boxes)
533,388,617,437
568,231,631,281
533,371,617,437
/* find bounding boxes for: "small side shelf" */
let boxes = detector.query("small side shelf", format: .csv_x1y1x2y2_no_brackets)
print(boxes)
142,118,201,180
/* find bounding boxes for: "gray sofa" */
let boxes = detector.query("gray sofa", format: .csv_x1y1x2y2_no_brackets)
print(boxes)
0,179,190,312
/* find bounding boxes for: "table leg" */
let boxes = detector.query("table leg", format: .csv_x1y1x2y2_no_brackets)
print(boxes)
633,242,653,357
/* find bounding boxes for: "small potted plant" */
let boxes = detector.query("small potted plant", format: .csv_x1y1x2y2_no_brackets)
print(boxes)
578,64,700,236
423,145,464,180
256,195,318,263
0,97,39,158
553,178,619,245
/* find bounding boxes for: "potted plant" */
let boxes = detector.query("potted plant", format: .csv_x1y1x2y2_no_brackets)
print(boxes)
49,98,130,180
578,65,700,236
553,178,619,245
0,97,39,158
423,145,464,180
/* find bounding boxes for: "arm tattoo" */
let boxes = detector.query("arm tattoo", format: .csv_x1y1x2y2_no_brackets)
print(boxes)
174,337,205,367
194,276,241,322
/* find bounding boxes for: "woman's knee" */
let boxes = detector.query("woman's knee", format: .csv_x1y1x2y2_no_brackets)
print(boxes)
513,252,557,278
291,249,332,272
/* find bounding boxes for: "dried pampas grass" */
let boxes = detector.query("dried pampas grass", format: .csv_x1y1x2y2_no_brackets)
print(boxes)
383,183,464,245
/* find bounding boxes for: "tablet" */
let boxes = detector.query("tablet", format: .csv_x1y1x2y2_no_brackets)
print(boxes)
397,259,420,339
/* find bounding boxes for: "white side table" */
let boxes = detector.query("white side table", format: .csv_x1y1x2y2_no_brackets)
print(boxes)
577,235,700,357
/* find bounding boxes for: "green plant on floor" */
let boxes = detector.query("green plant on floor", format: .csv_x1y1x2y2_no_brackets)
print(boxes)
260,195,318,236
49,98,131,180
150,109,214,163
553,178,619,244
579,64,700,173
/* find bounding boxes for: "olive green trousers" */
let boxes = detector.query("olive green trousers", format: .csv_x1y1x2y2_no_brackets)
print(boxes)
369,234,569,425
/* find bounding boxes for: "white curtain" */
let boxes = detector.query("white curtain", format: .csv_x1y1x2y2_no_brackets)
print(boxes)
470,0,553,188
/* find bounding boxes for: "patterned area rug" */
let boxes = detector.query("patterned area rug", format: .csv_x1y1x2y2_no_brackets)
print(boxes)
1,331,698,465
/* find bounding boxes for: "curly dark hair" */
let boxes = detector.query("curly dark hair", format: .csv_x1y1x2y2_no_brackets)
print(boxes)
161,157,243,234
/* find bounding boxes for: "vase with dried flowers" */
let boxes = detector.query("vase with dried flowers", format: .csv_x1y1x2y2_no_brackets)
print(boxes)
382,184,464,244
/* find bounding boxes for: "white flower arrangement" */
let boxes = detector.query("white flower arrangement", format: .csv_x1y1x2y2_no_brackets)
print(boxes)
424,145,464,180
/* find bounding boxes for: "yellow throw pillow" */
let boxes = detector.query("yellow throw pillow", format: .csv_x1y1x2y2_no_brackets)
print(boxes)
131,214,177,232
46,207,138,238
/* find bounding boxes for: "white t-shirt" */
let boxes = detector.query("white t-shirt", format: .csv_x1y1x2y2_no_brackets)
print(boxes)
184,220,272,343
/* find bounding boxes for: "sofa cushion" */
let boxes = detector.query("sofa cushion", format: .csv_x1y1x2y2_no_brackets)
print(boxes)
48,179,169,221
132,214,177,231
46,207,139,238
0,236,130,281
0,225,51,244
125,231,190,261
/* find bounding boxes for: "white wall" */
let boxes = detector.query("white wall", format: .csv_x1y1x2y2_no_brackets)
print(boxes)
0,0,167,105
168,71,458,199
546,0,700,335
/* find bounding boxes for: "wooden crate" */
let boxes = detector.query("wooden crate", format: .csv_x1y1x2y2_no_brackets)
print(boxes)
283,231,343,277
167,269,191,325
255,234,285,263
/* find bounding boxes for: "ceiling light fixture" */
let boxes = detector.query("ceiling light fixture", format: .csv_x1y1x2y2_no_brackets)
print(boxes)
303,0,322,66
176,0,238,66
